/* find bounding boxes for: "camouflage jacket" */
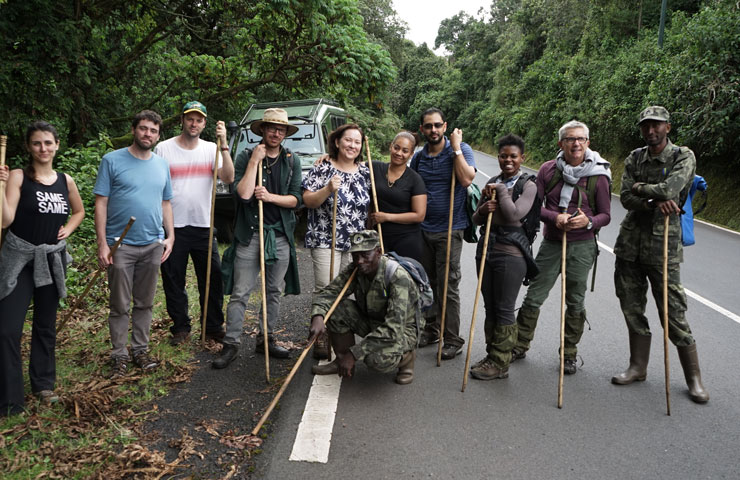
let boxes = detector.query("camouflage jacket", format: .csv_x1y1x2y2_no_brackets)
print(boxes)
614,140,696,265
311,256,420,362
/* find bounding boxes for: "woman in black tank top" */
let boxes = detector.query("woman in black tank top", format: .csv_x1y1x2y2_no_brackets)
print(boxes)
0,121,85,416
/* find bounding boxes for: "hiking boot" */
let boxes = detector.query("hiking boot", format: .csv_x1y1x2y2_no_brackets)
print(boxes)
312,359,339,375
563,358,577,375
418,331,440,348
205,330,226,343
313,331,330,360
470,357,509,380
109,357,128,379
511,347,527,362
256,336,290,359
133,352,158,370
441,344,462,360
395,351,415,385
213,344,238,369
169,331,190,346
34,390,59,404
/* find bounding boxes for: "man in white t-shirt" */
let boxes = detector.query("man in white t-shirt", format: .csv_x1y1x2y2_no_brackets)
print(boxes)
154,101,235,345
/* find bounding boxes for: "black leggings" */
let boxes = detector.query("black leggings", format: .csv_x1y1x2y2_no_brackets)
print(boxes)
479,252,527,327
0,263,59,416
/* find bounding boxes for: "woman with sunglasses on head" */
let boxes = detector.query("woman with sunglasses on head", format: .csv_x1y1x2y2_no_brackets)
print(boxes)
0,121,85,416
368,131,427,263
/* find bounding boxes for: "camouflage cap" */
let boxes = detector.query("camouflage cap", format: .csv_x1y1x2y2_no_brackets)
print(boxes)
348,230,380,253
638,106,669,125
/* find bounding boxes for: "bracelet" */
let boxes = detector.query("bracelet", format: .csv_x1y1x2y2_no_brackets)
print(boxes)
220,147,229,151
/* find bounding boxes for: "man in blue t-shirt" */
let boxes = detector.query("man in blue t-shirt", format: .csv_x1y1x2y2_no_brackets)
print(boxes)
410,108,476,360
94,110,174,379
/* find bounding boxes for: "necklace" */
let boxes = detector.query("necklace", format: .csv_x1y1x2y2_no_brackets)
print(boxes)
386,167,403,188
265,155,279,175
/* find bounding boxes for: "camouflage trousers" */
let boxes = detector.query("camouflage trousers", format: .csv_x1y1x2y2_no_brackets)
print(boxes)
614,258,694,347
327,299,418,374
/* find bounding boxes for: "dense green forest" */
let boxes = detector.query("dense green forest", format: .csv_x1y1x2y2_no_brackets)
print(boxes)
2,0,739,226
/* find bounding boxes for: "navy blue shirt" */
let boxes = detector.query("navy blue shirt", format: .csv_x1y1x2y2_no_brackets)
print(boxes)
411,137,475,233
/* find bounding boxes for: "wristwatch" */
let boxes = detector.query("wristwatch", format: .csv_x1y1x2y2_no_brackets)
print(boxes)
454,149,463,156
586,217,593,230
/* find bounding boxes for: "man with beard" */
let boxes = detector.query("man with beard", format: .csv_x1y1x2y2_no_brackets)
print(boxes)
309,230,419,384
214,108,303,368
511,120,611,374
612,106,709,403
410,108,476,360
94,110,174,378
154,101,234,346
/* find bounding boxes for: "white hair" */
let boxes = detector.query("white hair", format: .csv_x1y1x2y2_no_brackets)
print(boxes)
558,120,590,141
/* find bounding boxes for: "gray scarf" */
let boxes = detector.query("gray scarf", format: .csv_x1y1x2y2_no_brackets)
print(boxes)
555,148,611,209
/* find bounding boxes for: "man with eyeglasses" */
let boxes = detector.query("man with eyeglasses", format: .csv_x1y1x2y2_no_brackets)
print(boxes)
215,108,303,368
155,101,235,347
511,120,611,374
410,107,476,360
611,106,708,403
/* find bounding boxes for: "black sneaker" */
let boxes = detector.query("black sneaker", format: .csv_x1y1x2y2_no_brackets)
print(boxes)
133,352,158,370
440,344,462,360
169,331,190,346
418,331,440,348
109,357,128,379
564,358,577,375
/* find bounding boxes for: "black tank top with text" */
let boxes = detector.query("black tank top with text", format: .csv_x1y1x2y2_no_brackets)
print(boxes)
9,172,70,245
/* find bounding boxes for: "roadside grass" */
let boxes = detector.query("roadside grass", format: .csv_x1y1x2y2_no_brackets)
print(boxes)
0,244,232,479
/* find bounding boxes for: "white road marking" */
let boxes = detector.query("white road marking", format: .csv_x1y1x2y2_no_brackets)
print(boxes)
289,362,341,463
598,241,740,325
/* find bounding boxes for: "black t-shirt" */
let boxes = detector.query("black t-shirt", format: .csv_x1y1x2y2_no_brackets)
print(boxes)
263,156,282,227
10,172,70,245
372,162,426,237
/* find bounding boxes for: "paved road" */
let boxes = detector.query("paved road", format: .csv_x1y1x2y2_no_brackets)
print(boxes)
255,150,740,479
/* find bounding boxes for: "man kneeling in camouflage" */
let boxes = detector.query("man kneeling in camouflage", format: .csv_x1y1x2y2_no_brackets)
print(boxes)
309,230,420,384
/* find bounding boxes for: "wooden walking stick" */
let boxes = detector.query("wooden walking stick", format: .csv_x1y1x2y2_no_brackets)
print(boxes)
0,135,7,246
201,139,221,347
258,157,270,381
462,197,494,392
558,229,567,409
330,190,338,281
436,172,457,366
58,217,136,333
662,214,672,416
251,268,357,436
364,137,385,254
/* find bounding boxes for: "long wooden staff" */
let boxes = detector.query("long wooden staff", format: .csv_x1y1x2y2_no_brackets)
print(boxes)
558,230,567,408
330,191,338,281
251,268,357,436
662,214,672,416
436,172,457,366
364,137,384,253
201,140,221,346
0,135,7,246
462,197,494,392
258,157,270,381
57,216,136,333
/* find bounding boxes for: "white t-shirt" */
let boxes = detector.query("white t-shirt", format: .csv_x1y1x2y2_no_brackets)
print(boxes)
154,137,222,228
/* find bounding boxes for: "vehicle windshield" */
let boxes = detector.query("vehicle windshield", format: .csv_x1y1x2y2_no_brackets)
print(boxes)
235,123,322,156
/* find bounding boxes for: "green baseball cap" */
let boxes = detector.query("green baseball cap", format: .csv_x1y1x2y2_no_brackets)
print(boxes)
348,230,380,253
638,106,669,124
183,101,207,117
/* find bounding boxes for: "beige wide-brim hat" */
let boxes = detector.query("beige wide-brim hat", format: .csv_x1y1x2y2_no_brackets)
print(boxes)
250,108,299,137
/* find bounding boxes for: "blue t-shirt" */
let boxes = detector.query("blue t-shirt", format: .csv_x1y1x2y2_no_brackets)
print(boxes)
411,138,476,233
93,147,173,245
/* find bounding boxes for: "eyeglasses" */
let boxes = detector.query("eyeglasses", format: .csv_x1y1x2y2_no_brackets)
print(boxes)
562,137,588,144
264,125,288,134
422,122,445,130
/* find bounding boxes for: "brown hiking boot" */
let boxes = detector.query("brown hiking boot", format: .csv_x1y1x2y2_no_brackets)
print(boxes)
313,331,330,360
108,357,128,379
395,351,415,385
312,359,339,375
511,347,527,362
34,390,59,405
133,352,158,370
169,331,190,346
470,357,509,380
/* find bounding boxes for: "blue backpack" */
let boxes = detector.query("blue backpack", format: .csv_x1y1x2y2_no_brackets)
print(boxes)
681,175,707,246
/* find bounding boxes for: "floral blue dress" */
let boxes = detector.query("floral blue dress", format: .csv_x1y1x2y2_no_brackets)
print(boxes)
302,161,371,251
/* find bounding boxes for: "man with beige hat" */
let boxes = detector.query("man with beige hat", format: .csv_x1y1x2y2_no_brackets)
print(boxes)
215,108,303,368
